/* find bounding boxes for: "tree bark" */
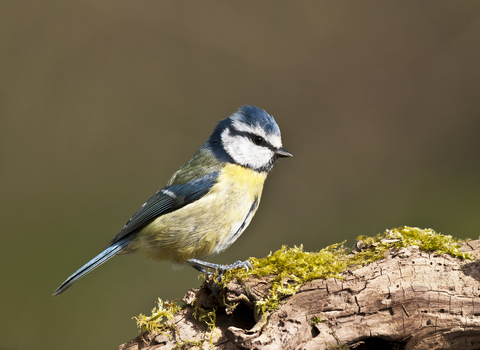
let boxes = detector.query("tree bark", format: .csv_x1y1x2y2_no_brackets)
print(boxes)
120,240,480,350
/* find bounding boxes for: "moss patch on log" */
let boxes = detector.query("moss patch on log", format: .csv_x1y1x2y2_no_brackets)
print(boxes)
134,226,472,336
221,226,472,313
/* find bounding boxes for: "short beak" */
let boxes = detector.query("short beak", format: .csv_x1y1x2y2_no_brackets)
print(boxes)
276,147,293,158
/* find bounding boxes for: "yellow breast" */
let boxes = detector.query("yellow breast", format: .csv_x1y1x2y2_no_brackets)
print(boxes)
132,164,267,264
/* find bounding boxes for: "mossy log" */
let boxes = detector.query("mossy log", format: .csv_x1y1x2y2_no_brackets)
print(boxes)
120,239,480,350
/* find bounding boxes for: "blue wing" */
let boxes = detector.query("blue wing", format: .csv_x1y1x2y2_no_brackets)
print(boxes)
105,170,219,247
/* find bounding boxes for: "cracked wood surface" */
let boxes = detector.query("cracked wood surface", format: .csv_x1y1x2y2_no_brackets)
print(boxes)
120,240,480,350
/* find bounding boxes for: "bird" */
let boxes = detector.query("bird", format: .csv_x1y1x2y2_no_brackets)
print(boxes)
53,106,292,296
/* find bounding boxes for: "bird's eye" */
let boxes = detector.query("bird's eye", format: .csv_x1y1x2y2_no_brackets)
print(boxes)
253,136,264,146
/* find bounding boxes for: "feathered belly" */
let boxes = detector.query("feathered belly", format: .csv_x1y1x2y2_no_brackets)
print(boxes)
132,165,267,263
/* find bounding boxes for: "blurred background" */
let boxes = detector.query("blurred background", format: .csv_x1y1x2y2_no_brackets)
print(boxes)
2,1,480,349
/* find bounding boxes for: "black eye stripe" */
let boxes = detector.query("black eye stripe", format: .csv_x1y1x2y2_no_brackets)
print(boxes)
231,130,276,151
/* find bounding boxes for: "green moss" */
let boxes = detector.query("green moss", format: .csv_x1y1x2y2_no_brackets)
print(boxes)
221,226,473,314
134,298,184,336
134,298,215,348
247,242,351,313
192,304,217,332
381,226,471,259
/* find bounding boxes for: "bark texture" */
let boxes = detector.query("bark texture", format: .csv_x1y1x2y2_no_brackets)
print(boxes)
120,240,480,350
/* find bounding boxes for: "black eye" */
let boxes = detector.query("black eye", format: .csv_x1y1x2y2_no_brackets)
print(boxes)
253,136,264,146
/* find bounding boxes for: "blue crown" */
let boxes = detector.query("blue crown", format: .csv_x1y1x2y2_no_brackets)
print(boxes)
234,106,281,137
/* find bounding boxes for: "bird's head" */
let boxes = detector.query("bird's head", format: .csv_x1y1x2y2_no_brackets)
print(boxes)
208,106,292,172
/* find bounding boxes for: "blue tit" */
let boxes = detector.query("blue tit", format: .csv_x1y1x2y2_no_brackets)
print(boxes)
53,105,292,296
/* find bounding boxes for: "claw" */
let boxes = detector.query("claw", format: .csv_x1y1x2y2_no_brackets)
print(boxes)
225,260,253,273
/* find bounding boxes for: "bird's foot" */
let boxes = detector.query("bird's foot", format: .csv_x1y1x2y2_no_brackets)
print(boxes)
187,258,252,276
187,259,253,298
216,260,253,276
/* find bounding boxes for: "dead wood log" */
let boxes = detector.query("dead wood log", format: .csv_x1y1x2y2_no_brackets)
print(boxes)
120,240,480,350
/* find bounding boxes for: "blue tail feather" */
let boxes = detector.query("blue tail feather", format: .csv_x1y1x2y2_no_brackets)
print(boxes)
52,237,132,296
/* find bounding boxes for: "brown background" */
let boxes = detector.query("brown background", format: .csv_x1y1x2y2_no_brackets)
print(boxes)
2,2,480,349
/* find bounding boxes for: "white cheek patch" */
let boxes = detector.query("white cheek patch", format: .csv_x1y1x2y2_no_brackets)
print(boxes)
230,112,283,149
221,129,274,169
